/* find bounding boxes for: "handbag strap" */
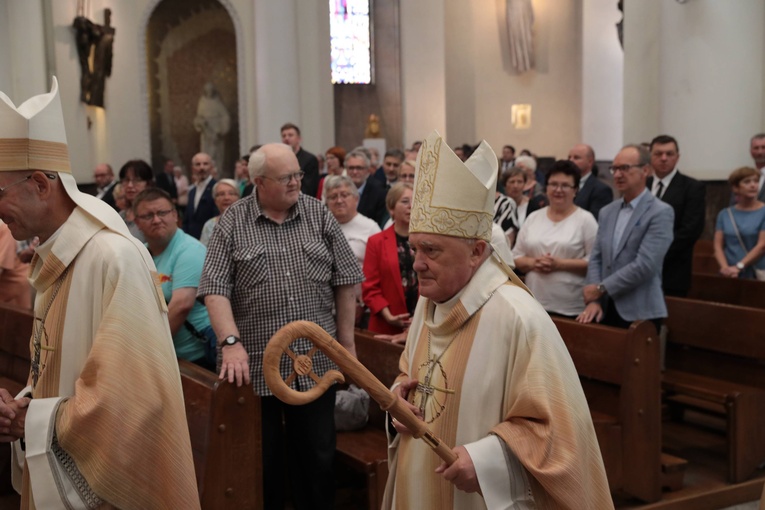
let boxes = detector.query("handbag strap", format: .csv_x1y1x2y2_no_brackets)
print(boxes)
727,207,751,253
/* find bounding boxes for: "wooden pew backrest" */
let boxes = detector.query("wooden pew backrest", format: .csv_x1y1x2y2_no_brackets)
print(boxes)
665,297,765,386
552,318,662,503
179,360,263,510
688,273,765,310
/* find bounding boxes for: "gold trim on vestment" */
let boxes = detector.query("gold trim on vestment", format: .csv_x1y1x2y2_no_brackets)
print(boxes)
395,306,483,509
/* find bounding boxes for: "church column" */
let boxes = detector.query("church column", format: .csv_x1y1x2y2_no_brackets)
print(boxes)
252,0,332,154
0,0,48,103
582,0,623,160
624,0,765,179
399,0,447,145
253,0,302,144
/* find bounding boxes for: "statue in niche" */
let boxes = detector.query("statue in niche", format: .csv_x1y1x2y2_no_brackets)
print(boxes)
506,0,534,73
193,82,231,172
364,114,382,138
72,8,115,107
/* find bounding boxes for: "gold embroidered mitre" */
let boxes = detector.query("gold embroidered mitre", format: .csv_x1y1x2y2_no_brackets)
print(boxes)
410,131,498,241
0,76,71,173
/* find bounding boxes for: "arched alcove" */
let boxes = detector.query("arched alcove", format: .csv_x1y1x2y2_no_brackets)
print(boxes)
142,0,241,176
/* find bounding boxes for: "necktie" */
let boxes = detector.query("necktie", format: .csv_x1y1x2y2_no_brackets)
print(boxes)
656,181,664,200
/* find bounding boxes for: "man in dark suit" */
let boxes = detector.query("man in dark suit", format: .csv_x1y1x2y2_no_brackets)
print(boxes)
647,135,705,297
183,152,219,239
281,122,319,197
577,144,674,330
346,150,387,226
373,148,404,187
156,158,178,202
569,144,612,220
93,163,118,210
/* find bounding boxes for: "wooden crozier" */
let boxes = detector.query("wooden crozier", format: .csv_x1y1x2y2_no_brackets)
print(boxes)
263,320,458,465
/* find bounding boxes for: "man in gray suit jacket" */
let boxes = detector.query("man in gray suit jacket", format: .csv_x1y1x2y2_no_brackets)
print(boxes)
577,144,674,331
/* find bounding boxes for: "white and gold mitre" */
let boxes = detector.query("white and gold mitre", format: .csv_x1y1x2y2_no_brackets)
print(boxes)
410,131,497,242
0,77,71,173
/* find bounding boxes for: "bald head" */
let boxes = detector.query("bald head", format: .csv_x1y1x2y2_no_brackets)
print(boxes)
568,144,595,176
249,143,299,180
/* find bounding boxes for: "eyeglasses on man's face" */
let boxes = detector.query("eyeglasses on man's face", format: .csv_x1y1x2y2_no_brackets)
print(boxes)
136,209,175,222
608,164,643,174
0,173,57,196
262,171,305,185
327,191,353,202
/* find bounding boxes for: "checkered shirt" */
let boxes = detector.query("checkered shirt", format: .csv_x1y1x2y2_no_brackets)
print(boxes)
198,192,364,396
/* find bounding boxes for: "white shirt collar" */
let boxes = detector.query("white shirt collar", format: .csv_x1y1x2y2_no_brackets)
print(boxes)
652,167,678,195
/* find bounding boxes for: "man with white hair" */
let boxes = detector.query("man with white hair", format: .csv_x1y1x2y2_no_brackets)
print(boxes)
199,143,363,509
384,131,611,509
0,78,198,508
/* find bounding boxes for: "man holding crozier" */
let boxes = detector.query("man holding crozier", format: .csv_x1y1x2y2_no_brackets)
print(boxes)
384,131,611,509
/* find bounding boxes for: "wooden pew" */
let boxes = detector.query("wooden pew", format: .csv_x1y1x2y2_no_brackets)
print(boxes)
0,303,33,395
335,330,403,510
692,253,719,275
0,304,263,508
663,296,765,483
688,273,765,309
552,318,665,502
694,238,714,255
179,360,263,510
0,304,33,494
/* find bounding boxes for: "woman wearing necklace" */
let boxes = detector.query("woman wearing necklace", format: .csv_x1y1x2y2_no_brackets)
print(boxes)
512,160,599,317
714,166,765,279
362,182,417,340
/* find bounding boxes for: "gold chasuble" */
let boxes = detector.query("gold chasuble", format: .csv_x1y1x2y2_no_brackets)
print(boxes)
14,207,200,510
385,257,612,509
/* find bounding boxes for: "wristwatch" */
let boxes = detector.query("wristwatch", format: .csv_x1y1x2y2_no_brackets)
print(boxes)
736,262,745,270
220,335,241,348
596,283,607,295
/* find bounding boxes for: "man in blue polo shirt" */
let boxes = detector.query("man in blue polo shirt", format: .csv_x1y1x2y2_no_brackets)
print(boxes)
135,187,215,369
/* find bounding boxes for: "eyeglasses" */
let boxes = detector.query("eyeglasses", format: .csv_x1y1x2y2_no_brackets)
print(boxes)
346,166,367,172
136,209,175,221
121,177,147,185
546,183,575,191
327,191,353,202
0,173,56,195
609,164,643,174
0,175,32,194
262,171,305,185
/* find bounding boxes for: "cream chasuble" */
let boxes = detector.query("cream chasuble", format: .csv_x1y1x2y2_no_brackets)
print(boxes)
12,206,200,510
384,256,612,510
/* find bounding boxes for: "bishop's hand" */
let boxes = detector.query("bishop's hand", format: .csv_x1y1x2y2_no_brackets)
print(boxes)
435,445,482,494
391,378,422,435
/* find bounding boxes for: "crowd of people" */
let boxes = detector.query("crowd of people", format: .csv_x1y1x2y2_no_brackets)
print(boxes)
3,78,765,508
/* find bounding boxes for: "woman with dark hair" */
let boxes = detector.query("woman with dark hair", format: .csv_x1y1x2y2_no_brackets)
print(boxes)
317,146,347,200
118,159,155,241
362,183,417,341
714,166,765,279
512,160,598,317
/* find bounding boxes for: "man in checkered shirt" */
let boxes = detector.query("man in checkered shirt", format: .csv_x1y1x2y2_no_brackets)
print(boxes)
198,143,363,510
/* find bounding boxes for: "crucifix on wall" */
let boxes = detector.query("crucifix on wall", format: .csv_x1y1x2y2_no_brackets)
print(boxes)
73,6,115,108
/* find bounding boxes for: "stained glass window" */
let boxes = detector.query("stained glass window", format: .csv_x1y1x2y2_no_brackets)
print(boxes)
329,0,372,84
